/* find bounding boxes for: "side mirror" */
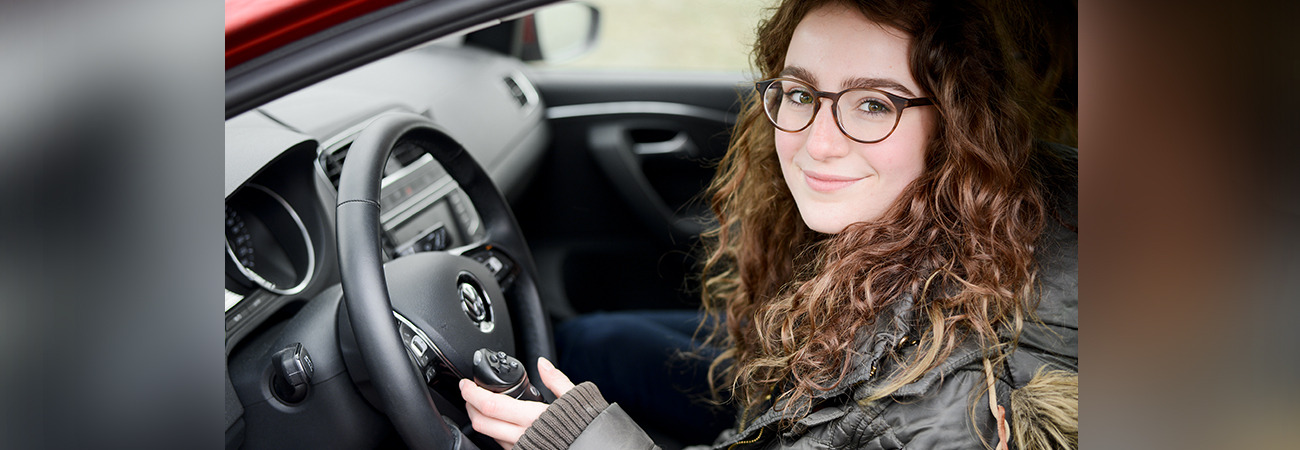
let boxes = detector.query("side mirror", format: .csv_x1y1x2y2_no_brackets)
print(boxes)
530,1,600,63
463,2,601,63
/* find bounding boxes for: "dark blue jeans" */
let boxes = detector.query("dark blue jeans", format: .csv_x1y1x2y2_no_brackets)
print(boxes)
554,310,735,445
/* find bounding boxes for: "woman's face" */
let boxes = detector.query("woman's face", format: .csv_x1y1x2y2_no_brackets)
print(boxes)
776,3,937,234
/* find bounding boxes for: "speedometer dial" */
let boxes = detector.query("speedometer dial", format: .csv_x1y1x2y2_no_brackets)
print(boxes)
225,184,316,296
226,205,255,269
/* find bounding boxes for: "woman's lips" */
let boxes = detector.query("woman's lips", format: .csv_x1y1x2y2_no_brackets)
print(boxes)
803,169,866,192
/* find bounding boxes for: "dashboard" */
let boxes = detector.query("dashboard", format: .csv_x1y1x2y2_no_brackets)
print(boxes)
223,40,546,351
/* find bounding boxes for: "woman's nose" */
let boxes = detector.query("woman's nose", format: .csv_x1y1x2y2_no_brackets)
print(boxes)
803,101,852,161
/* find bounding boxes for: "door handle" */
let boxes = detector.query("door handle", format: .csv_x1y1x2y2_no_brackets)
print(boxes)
631,131,697,158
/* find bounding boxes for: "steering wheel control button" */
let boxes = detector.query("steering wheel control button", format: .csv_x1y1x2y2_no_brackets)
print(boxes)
227,312,245,331
484,256,503,273
471,348,543,402
393,311,461,389
397,319,436,367
409,335,430,366
271,343,313,404
456,272,494,332
410,335,427,354
419,226,449,252
468,248,515,285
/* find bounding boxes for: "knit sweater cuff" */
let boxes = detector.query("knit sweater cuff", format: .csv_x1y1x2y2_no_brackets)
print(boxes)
515,382,610,450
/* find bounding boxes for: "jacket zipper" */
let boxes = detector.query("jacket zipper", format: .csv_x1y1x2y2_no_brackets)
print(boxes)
727,428,763,449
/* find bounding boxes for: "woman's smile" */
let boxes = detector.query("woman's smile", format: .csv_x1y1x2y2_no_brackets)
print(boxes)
801,169,867,192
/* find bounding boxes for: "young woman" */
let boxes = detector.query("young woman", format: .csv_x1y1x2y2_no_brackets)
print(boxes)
460,0,1078,448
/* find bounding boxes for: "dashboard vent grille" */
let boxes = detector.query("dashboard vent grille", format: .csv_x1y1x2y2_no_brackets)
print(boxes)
503,76,529,108
323,144,350,188
322,140,429,189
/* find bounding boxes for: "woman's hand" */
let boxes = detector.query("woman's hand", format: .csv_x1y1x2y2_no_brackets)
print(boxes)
459,357,576,450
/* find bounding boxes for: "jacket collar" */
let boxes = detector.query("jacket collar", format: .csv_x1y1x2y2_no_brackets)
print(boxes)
719,293,919,445
812,292,916,400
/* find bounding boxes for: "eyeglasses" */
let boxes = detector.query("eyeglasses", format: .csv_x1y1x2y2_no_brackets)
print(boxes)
756,78,934,144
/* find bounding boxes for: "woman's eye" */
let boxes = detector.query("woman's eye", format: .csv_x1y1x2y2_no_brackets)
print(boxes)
787,90,813,105
859,99,891,114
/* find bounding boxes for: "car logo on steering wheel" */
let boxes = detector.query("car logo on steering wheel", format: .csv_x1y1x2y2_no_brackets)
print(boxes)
458,272,493,332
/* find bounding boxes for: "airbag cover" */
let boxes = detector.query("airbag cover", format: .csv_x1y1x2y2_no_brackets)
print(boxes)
383,251,514,378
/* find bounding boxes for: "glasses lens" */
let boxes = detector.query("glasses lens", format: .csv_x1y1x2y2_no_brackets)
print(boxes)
762,80,816,131
836,89,898,142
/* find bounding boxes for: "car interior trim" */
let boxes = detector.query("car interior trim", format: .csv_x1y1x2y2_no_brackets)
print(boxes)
225,127,318,198
380,153,436,190
226,184,318,296
313,158,338,198
545,101,737,124
394,311,462,378
225,289,283,353
314,139,355,197
257,109,304,134
320,116,386,155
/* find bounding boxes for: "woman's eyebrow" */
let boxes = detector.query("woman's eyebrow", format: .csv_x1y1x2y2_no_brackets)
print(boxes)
843,76,917,97
780,66,918,97
779,66,818,85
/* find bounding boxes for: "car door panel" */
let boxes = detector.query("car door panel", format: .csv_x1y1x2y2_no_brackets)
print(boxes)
514,70,746,318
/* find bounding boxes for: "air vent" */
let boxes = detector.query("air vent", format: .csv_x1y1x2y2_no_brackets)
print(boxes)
323,139,431,189
503,76,529,108
322,144,351,188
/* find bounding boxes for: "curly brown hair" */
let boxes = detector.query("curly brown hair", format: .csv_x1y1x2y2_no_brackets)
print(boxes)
698,0,1074,424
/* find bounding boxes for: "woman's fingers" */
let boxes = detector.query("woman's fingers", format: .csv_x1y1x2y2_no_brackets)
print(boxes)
537,357,576,397
464,402,527,449
458,361,579,448
459,379,549,426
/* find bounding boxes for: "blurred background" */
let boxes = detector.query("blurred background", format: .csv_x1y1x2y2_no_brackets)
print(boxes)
537,0,768,72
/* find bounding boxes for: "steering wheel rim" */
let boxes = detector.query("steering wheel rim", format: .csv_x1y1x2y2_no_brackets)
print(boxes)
336,112,554,448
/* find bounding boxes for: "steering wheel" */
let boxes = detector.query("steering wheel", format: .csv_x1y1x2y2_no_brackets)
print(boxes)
335,112,554,449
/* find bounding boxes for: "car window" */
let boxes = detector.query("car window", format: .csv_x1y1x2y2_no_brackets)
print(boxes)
534,0,775,73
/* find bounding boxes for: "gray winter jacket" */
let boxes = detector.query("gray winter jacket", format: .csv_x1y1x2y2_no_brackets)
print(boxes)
519,153,1078,450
